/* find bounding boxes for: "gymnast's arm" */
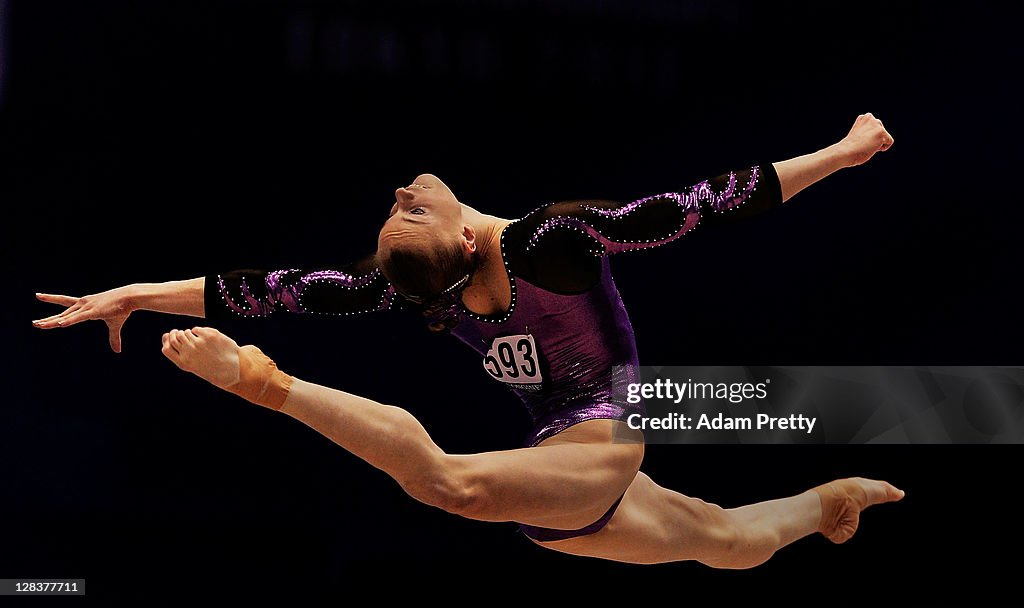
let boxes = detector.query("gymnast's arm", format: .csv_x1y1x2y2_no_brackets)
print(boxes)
203,255,397,321
511,113,893,290
32,254,398,352
508,161,786,291
529,160,787,259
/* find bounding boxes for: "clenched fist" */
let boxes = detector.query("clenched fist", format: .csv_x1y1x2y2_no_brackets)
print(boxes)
838,113,894,167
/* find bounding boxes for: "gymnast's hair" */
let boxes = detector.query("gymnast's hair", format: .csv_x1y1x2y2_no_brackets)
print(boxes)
377,239,479,332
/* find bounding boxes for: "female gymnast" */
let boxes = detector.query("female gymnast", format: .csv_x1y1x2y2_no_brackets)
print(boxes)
34,113,902,567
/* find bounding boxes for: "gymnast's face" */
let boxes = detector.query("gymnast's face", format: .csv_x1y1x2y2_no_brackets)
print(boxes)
378,173,471,257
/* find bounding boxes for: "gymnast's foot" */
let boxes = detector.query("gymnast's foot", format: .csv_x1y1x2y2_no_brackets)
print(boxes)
161,327,242,389
813,477,905,544
161,327,293,410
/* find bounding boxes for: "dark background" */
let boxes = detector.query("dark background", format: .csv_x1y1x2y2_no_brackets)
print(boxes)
3,0,1022,604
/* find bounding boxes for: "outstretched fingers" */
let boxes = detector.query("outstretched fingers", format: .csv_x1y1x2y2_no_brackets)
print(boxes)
33,303,84,328
36,293,78,307
32,293,81,327
49,310,91,328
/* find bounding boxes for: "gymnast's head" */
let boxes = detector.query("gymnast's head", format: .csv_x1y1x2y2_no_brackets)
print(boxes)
377,173,479,330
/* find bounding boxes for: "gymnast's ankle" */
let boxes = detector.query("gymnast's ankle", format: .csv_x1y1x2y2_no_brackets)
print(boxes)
224,345,294,410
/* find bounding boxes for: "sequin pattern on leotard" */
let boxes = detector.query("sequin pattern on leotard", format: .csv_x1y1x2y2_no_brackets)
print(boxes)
524,164,772,257
207,257,397,319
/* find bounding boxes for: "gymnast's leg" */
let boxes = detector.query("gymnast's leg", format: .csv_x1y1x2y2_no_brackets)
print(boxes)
532,472,904,567
160,327,644,531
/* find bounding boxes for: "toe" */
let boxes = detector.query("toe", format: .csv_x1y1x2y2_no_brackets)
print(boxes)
204,327,226,339
161,338,181,363
882,481,905,502
854,478,904,506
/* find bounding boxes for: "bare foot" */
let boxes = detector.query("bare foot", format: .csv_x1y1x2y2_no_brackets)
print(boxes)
813,477,904,544
161,327,241,389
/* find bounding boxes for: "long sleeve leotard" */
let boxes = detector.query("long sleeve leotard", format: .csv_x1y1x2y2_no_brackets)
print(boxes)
205,255,399,320
206,162,783,445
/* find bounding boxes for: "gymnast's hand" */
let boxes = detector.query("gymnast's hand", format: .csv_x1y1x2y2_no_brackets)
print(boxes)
32,287,135,353
836,112,895,167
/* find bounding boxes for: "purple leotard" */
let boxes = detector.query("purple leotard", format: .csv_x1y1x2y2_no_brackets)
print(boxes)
206,162,784,541
447,231,645,448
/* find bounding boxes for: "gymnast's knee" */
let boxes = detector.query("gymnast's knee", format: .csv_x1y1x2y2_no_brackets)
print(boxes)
398,455,494,519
